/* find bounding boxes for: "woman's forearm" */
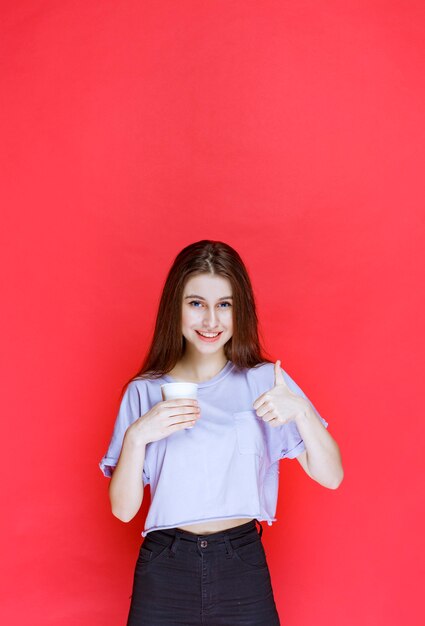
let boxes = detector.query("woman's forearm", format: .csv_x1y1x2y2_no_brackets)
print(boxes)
109,430,147,522
295,403,344,489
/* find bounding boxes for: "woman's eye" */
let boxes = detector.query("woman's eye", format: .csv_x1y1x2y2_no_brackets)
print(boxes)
188,301,231,308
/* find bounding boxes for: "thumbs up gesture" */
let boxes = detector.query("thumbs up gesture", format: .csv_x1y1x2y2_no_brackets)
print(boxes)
252,360,307,428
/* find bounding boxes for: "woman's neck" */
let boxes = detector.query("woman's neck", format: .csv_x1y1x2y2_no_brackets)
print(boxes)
168,354,228,383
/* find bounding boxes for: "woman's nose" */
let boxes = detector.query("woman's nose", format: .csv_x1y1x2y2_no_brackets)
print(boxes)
203,308,219,327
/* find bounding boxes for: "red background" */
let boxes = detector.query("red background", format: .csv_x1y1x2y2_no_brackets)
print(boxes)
1,1,424,624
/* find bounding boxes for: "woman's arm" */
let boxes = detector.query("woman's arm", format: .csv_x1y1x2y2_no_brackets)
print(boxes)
253,360,344,489
108,397,200,522
108,429,148,523
294,405,344,489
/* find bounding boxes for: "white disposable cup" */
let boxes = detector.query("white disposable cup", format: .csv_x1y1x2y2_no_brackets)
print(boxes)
160,382,199,429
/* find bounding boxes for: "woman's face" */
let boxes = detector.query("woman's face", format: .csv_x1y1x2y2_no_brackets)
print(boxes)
181,273,233,355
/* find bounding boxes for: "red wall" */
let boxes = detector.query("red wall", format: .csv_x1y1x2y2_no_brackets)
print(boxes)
1,1,423,624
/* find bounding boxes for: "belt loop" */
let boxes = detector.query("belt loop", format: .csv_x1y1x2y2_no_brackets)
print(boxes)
168,529,183,558
255,519,263,538
223,534,233,559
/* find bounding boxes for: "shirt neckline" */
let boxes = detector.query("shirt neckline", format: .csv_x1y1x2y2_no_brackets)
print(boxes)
162,360,234,388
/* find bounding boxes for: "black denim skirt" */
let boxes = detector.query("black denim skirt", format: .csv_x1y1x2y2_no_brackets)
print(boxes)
126,518,280,625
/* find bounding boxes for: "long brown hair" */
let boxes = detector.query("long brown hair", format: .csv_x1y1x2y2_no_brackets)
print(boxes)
122,240,272,394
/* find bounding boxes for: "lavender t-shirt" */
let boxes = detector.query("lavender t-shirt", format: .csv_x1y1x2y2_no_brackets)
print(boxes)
99,360,329,537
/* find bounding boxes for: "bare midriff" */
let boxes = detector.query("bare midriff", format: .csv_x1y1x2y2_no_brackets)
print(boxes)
176,518,254,535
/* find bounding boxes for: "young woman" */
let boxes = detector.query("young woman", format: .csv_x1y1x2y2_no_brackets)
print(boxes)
100,239,343,626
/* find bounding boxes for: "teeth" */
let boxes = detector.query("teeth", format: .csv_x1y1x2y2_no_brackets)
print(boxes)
198,332,220,337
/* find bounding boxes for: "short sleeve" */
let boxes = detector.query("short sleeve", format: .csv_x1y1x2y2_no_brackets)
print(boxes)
99,381,150,485
272,367,329,461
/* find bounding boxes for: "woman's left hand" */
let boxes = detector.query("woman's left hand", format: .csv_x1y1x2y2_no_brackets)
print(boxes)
252,360,307,427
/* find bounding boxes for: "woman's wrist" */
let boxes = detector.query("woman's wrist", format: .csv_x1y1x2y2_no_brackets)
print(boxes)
125,423,150,448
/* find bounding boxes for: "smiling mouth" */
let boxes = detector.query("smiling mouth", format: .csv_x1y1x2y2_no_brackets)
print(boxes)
195,331,223,341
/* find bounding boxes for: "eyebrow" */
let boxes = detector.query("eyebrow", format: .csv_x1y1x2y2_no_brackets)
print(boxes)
184,294,233,300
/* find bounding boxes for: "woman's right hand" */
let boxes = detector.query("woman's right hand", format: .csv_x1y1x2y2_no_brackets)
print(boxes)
126,399,201,446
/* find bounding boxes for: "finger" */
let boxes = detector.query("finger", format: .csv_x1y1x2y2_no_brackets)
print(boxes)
252,394,271,411
267,417,281,428
166,406,200,418
254,401,273,418
163,398,199,407
260,409,277,423
274,360,287,387
179,414,200,424
168,417,198,430
252,361,288,410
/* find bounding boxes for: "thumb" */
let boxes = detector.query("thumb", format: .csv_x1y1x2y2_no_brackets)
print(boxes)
274,360,286,386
